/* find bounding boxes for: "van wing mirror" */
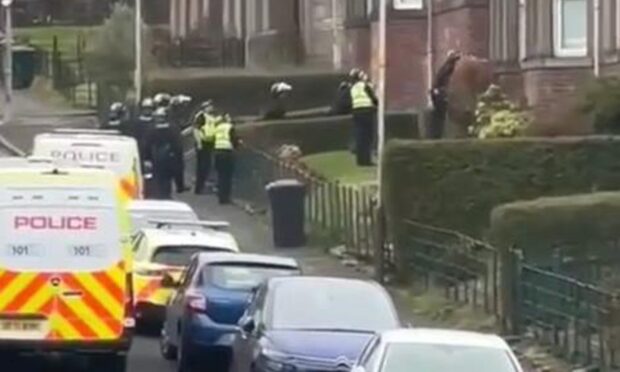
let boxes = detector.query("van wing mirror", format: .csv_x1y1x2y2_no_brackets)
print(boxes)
351,366,366,372
161,273,178,288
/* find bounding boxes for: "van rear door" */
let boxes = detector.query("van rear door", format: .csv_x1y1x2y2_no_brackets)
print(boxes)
0,186,125,342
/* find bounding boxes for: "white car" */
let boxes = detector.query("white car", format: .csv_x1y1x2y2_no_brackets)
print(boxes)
352,328,523,372
128,200,199,233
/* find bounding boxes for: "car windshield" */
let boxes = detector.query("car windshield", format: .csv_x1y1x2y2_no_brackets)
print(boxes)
270,280,397,332
152,245,227,267
382,343,517,372
205,263,299,291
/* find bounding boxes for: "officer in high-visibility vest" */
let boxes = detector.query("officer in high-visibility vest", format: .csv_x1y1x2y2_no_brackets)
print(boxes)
193,100,217,194
213,113,240,205
349,69,378,166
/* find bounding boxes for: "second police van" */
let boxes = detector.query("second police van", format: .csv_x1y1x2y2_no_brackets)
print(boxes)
32,129,144,200
0,164,134,372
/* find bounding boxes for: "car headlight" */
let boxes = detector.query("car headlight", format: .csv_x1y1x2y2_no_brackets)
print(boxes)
259,348,297,372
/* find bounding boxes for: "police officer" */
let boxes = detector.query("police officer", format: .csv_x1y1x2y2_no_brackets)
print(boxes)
213,113,240,205
430,50,461,139
263,81,292,120
349,69,378,166
135,97,155,159
105,102,127,131
193,100,216,194
154,92,172,110
144,107,184,200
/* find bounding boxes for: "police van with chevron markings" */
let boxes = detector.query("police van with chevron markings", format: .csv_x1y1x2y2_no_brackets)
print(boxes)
0,164,134,372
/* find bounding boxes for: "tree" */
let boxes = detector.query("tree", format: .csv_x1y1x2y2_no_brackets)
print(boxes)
85,3,152,102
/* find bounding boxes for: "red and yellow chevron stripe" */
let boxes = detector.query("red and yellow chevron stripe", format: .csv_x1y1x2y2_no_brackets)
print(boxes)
0,261,127,341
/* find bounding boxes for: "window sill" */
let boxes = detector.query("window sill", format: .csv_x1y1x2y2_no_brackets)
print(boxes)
520,57,592,70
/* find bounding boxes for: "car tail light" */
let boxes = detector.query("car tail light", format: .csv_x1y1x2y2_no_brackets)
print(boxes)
124,273,136,328
186,290,207,314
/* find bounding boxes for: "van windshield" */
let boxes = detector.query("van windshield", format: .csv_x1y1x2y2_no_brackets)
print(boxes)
0,187,121,272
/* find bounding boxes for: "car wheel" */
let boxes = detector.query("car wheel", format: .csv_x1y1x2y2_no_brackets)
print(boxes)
91,353,127,372
177,335,194,372
160,328,178,360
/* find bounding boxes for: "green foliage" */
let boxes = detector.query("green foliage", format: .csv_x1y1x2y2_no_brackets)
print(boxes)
490,192,620,264
382,137,620,242
471,85,529,139
85,4,152,99
238,112,419,155
581,77,620,134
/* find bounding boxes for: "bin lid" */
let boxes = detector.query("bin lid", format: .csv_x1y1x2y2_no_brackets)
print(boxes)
266,179,304,190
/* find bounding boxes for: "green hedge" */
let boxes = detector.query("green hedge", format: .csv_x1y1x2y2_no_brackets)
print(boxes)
145,71,346,117
489,192,620,264
238,112,420,155
383,136,620,242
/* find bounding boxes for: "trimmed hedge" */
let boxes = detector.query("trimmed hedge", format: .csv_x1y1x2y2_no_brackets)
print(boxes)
238,112,420,155
489,192,620,264
145,71,346,116
382,136,620,241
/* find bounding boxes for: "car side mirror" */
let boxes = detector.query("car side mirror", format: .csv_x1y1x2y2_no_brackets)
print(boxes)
161,274,178,289
351,366,366,372
240,317,256,334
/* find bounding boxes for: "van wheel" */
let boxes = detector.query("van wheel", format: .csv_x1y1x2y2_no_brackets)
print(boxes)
92,353,127,372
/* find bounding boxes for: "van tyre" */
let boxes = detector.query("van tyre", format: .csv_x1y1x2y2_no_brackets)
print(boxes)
92,353,127,372
160,329,178,360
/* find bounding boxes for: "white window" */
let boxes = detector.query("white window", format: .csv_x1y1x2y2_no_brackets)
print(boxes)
554,0,588,57
393,0,424,10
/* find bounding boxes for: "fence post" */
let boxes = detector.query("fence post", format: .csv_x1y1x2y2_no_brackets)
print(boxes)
603,294,620,369
374,204,387,284
500,247,523,334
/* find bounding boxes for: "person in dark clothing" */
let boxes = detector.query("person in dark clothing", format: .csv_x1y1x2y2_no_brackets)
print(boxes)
169,95,192,193
430,50,461,139
144,107,185,200
104,102,128,131
330,81,352,115
263,82,292,120
349,69,379,166
212,113,241,205
135,97,155,160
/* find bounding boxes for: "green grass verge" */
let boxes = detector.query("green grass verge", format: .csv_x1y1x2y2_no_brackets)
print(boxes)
16,26,97,55
301,151,377,185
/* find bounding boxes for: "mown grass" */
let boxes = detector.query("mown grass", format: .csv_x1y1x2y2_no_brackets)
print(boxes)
16,26,97,55
301,151,377,186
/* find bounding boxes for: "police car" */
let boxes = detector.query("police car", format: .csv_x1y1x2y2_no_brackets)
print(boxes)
128,200,199,234
131,220,239,326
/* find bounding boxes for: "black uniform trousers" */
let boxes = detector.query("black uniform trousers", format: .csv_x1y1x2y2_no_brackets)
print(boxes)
154,168,174,200
430,92,447,139
214,150,235,204
174,154,186,192
195,142,214,193
352,108,376,166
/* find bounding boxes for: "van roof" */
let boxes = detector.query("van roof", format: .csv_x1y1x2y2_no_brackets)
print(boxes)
35,132,138,144
0,166,117,178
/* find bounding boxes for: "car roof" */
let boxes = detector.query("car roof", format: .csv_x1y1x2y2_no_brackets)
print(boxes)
140,227,239,252
267,276,385,292
128,200,195,213
198,252,299,268
380,329,511,350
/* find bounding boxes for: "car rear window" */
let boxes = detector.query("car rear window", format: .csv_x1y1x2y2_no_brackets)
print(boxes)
204,263,299,290
152,245,228,267
0,187,121,272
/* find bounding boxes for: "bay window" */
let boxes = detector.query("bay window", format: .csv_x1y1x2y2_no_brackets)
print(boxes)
554,0,588,57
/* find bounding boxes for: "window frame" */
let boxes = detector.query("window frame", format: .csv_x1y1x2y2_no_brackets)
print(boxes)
553,0,588,57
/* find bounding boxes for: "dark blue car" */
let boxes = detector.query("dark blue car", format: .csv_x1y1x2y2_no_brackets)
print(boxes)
159,252,301,372
229,277,401,372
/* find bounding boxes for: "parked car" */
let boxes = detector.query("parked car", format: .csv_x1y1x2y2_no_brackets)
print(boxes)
352,329,524,372
160,253,301,372
128,200,199,233
229,277,401,372
132,224,239,327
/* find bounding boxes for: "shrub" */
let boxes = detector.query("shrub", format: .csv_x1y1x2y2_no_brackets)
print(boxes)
581,77,620,134
382,137,620,242
238,112,420,155
490,192,620,265
471,85,529,139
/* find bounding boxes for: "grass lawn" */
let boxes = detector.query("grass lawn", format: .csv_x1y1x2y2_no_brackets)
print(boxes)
301,151,377,185
16,26,97,55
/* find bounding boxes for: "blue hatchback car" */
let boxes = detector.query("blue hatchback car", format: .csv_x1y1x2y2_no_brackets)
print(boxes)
159,252,301,372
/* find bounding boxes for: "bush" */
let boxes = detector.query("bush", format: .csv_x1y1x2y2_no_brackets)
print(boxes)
489,192,620,265
145,71,347,117
382,136,620,241
472,85,529,139
238,112,420,155
581,77,620,134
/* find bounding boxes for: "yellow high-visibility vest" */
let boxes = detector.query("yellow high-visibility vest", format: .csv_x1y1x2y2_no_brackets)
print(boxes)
350,81,374,109
201,113,217,141
214,122,234,150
